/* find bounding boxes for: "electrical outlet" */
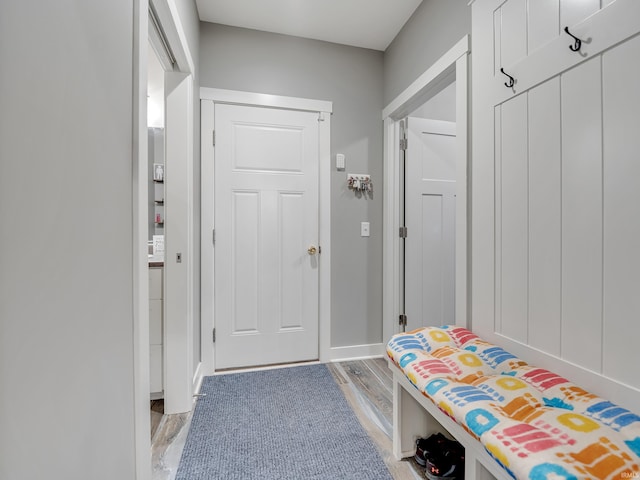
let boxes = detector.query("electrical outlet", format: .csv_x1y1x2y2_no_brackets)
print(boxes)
361,222,370,237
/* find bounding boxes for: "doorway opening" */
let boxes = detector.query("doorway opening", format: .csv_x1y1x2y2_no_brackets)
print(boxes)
401,82,457,331
133,0,198,477
200,88,333,374
382,36,470,343
147,35,167,438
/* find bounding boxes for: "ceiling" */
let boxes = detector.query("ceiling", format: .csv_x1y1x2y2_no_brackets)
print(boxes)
195,0,423,51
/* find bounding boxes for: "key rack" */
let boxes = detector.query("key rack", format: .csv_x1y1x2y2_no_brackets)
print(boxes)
347,173,372,193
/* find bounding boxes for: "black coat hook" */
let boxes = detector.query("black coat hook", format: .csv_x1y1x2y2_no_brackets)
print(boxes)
500,68,515,88
564,26,583,52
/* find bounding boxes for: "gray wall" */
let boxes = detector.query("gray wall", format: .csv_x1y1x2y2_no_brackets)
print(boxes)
383,0,471,106
0,1,136,478
200,23,385,347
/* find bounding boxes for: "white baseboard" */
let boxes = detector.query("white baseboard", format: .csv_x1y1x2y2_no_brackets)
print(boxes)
329,343,386,363
192,361,204,396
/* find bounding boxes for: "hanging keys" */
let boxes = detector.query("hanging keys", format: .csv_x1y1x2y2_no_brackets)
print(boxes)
347,174,373,193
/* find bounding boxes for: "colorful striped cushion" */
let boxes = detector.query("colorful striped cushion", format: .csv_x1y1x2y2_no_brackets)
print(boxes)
387,325,640,479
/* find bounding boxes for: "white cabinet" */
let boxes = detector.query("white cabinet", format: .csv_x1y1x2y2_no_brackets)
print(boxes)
472,0,640,394
149,266,163,397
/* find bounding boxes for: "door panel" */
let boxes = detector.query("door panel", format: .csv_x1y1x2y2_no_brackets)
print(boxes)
279,192,305,330
420,194,444,325
215,104,319,370
233,123,304,173
405,118,456,329
420,131,456,182
231,190,260,334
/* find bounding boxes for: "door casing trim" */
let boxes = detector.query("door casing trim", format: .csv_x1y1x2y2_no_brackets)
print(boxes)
200,88,333,374
133,0,197,476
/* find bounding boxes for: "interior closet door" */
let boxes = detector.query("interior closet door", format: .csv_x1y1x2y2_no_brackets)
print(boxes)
473,0,640,389
404,118,456,329
214,104,320,370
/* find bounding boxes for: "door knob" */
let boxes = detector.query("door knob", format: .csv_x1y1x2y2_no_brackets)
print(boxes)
307,245,317,255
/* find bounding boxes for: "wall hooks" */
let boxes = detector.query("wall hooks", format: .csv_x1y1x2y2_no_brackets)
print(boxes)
500,68,515,88
564,26,583,52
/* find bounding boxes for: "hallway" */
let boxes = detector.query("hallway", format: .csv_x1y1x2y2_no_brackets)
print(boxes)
150,358,423,479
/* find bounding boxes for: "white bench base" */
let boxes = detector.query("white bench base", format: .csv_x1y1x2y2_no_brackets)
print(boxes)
389,359,512,480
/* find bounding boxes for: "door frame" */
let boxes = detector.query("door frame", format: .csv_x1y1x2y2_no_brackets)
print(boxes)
200,88,333,374
148,0,197,416
382,35,470,342
133,0,196,475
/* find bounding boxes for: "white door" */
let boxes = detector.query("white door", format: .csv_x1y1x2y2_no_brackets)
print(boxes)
214,104,319,370
405,118,456,329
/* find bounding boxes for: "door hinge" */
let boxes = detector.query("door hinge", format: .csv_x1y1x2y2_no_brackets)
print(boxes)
212,328,216,343
400,118,408,151
212,129,215,146
399,226,408,238
212,229,215,245
399,314,407,327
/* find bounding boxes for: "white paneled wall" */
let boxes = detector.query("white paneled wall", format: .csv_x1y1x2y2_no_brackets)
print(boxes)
560,57,603,373
496,0,603,67
499,0,527,68
496,94,528,343
472,0,640,409
527,78,562,356
527,0,559,54
601,33,640,387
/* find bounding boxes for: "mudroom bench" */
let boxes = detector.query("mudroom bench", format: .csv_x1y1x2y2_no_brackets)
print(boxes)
387,326,640,480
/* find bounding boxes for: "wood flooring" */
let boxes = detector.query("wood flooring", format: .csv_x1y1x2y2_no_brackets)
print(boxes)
151,358,424,480
150,399,164,439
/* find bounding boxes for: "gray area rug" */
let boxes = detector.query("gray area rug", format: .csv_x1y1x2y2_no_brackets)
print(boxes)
175,364,393,480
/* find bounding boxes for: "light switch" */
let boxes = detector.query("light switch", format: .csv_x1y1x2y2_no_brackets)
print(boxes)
336,153,345,170
361,222,370,237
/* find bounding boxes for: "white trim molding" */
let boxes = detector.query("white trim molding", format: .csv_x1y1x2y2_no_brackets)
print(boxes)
149,0,195,73
135,0,198,437
163,72,195,415
329,343,386,363
199,88,333,374
200,87,333,115
200,99,215,376
317,112,332,363
192,360,204,396
382,36,469,120
382,36,471,342
133,1,152,479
